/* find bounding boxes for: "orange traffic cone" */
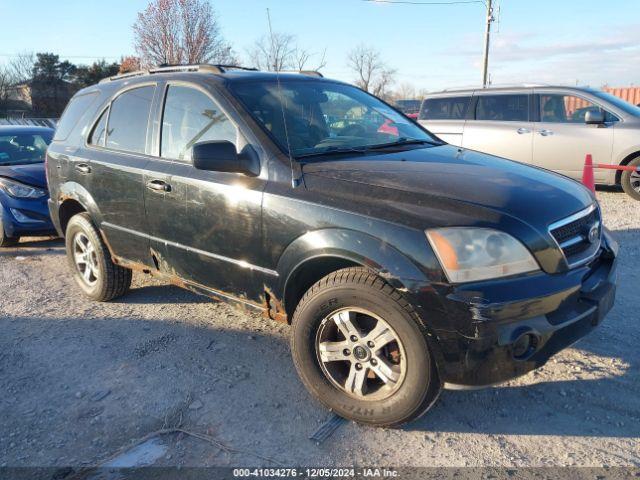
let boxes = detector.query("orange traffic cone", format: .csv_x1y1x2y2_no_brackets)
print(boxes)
582,154,596,193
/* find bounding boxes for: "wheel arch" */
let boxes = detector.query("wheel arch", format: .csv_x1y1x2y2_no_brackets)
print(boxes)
56,182,103,236
615,150,640,185
276,228,430,321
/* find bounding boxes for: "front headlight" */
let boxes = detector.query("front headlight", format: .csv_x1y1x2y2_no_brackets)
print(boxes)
0,178,47,199
426,227,539,283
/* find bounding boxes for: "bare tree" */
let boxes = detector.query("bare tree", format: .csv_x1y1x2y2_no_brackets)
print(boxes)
347,44,396,98
248,33,327,72
8,52,35,84
133,0,237,67
0,66,13,102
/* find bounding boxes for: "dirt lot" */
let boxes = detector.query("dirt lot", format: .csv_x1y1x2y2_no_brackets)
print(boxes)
1,190,639,471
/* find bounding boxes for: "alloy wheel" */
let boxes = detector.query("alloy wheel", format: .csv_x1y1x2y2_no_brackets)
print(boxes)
631,170,640,193
315,308,406,400
73,232,99,286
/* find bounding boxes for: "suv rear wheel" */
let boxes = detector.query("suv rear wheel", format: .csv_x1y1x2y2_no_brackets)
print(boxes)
621,157,640,201
291,267,441,427
65,213,132,301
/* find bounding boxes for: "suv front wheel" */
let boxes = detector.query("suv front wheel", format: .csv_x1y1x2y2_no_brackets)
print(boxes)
65,213,132,301
291,267,441,427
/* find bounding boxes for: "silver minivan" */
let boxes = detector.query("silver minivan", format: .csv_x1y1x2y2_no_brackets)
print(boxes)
419,85,640,199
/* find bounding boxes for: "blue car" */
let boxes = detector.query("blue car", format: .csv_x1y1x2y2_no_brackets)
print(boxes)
0,125,56,246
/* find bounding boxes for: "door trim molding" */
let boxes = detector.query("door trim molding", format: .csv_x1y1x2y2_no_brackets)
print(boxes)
101,221,279,277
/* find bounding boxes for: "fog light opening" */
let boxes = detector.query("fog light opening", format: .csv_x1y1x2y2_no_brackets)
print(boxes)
512,333,539,360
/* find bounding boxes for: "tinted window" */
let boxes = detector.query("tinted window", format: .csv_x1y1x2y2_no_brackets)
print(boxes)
53,93,99,141
230,81,437,158
540,94,618,123
476,94,529,121
420,97,470,120
89,109,108,147
161,85,236,161
0,133,53,165
106,86,154,153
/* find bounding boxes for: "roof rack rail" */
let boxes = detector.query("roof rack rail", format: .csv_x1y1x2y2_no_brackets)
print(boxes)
100,64,259,83
298,70,323,78
440,83,550,92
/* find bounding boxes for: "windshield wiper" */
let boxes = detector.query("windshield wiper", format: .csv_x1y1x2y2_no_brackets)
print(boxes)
296,145,369,159
364,138,440,150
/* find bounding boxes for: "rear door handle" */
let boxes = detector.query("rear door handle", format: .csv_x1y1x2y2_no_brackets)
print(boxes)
75,163,91,174
146,179,171,192
538,129,554,136
516,128,531,134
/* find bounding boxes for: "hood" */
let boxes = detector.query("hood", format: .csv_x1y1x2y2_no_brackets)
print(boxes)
302,145,593,229
0,163,47,189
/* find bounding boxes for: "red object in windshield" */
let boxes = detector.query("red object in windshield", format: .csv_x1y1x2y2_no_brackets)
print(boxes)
378,119,399,136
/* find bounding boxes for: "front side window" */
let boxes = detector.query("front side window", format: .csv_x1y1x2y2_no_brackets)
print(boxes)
0,133,53,165
106,86,155,154
420,97,470,120
230,80,438,158
476,94,529,122
161,85,236,161
540,94,618,123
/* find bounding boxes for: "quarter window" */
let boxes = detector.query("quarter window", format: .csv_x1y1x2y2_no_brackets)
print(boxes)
161,85,236,162
53,92,99,141
476,94,529,122
106,86,155,154
420,97,470,120
89,109,108,147
539,94,618,123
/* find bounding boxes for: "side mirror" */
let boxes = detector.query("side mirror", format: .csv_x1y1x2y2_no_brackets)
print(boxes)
192,141,259,176
585,110,605,125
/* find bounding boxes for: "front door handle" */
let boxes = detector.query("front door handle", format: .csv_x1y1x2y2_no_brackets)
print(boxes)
75,163,91,174
516,127,531,134
146,179,171,192
538,129,554,136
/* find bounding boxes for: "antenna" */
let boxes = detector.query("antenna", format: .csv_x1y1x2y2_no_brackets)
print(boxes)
266,8,300,188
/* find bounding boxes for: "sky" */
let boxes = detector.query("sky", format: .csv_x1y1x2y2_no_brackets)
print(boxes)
2,0,639,92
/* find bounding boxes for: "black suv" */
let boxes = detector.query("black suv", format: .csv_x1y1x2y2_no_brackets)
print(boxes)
47,65,617,426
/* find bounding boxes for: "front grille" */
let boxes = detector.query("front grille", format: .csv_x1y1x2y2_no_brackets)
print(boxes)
549,205,601,268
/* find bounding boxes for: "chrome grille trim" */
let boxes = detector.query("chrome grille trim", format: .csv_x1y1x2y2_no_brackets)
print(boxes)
548,204,602,269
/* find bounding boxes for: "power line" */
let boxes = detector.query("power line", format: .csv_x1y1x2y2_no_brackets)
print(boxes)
361,0,483,5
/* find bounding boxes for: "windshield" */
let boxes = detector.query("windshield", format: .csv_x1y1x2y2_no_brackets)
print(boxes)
230,80,439,158
0,132,53,165
589,90,640,117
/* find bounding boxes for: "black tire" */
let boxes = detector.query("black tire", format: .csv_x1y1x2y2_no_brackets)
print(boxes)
291,267,441,427
65,213,132,301
0,213,19,247
621,157,640,201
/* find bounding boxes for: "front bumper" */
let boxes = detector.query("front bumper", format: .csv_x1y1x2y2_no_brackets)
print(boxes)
410,229,618,387
1,194,56,237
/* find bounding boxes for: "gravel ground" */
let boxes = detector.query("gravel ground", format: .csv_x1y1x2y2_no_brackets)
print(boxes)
0,190,638,471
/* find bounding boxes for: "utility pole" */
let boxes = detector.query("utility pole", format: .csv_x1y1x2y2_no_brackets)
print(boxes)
482,0,494,88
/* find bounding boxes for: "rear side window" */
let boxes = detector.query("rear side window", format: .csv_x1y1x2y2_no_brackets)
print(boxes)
420,97,470,120
476,94,529,121
53,92,99,141
106,86,155,154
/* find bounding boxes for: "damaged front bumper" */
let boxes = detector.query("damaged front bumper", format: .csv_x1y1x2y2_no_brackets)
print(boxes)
410,229,618,388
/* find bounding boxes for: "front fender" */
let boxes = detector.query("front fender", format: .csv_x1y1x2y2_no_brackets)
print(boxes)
276,228,431,296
